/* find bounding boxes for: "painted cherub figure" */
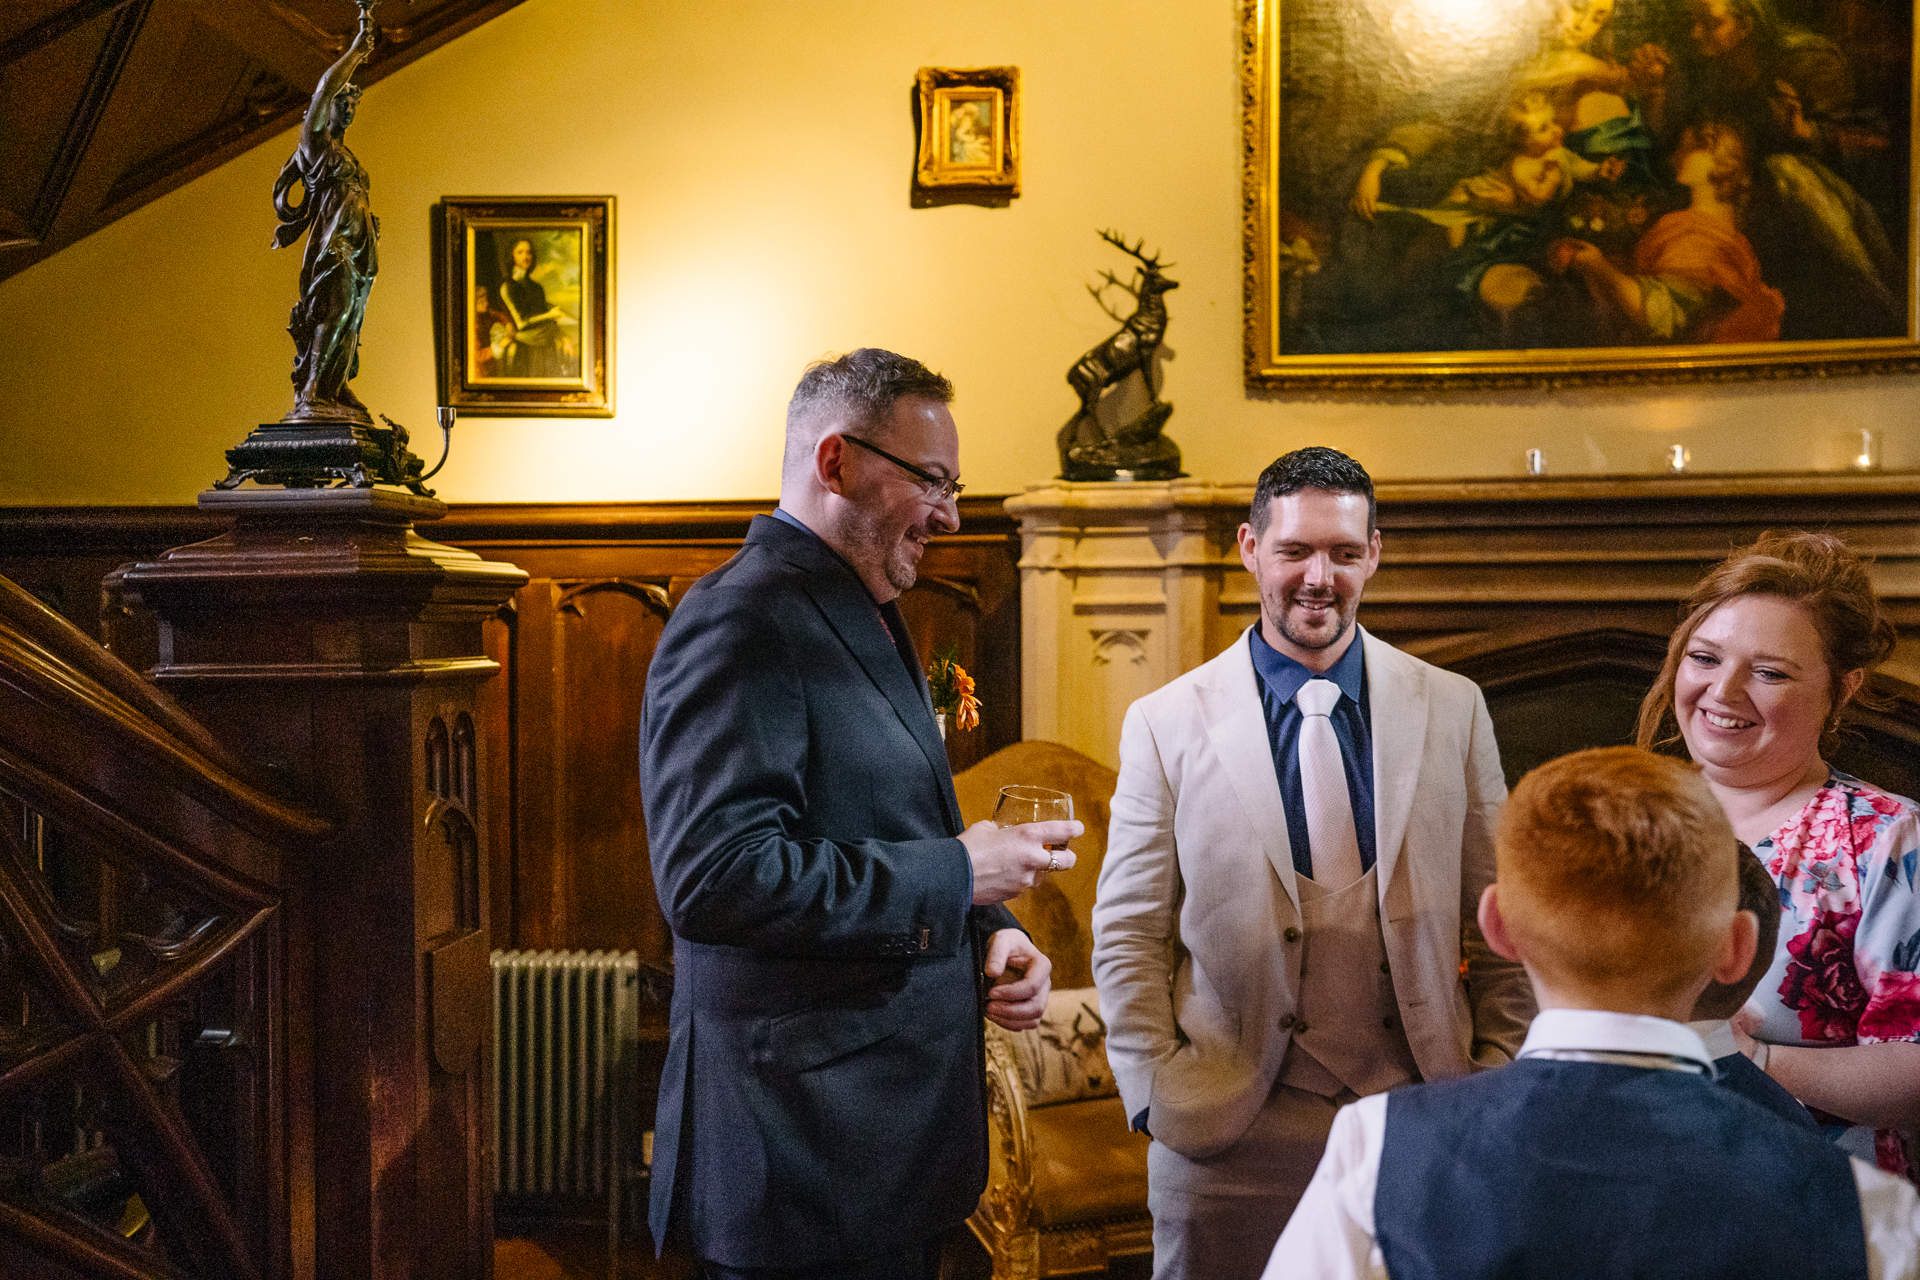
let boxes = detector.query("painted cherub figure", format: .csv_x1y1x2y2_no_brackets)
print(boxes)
1438,91,1627,247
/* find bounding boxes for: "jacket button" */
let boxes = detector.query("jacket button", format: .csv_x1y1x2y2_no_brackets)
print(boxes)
1279,1013,1297,1029
1283,927,1302,942
1379,960,1390,974
1383,1016,1398,1030
1295,1020,1310,1034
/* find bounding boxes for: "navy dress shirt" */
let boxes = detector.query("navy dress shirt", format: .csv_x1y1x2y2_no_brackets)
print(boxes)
1248,627,1376,881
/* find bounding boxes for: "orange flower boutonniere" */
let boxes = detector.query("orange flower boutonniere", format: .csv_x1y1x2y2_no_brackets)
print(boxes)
928,643,982,732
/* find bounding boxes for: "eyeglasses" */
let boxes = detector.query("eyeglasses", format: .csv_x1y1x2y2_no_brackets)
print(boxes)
840,434,966,502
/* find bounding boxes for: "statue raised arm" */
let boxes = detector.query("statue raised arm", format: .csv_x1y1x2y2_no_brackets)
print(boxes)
271,1,381,423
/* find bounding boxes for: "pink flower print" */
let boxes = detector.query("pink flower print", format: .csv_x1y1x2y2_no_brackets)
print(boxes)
1774,783,1890,914
1874,1129,1912,1179
1780,909,1867,1043
1859,968,1920,1043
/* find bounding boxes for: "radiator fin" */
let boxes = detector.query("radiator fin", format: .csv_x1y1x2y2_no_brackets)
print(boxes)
491,949,640,1197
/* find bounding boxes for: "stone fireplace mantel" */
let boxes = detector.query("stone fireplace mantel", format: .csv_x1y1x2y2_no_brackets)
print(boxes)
1007,473,1920,775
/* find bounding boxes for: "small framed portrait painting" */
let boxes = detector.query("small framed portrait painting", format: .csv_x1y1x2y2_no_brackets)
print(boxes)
434,196,614,415
915,66,1020,197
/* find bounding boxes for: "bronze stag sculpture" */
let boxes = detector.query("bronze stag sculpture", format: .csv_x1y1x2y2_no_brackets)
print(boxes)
1056,230,1183,482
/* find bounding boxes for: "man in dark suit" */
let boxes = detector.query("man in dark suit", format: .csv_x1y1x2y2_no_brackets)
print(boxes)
641,348,1079,1279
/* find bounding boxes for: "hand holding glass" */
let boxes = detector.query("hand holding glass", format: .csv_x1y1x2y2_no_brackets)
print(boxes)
959,787,1078,903
994,785,1074,858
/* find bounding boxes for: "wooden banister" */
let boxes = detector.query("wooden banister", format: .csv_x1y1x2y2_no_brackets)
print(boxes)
0,569,324,1280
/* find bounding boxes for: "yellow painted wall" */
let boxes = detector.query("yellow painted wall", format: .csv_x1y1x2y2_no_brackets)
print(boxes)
2,0,1917,505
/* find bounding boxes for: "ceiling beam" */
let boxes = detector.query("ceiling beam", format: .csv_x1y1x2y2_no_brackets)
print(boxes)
190,2,337,93
0,0,533,285
0,0,138,67
28,0,151,238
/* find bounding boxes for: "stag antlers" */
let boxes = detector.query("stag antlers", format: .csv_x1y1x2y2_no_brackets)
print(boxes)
1087,230,1176,322
1098,228,1169,269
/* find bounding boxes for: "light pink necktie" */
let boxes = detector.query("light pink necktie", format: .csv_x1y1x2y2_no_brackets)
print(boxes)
1296,678,1363,887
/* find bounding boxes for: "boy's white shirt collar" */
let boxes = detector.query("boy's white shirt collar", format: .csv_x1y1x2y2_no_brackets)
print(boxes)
1686,1018,1739,1060
1517,1008,1713,1067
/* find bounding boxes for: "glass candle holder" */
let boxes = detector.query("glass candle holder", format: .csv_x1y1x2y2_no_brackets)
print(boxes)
1854,429,1881,471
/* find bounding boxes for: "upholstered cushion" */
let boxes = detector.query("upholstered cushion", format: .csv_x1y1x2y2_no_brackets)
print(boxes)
1026,1095,1151,1227
1004,987,1116,1107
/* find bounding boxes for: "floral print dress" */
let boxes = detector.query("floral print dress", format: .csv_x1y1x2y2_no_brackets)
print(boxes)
1747,770,1920,1177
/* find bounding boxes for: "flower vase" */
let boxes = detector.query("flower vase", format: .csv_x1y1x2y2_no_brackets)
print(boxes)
936,712,949,740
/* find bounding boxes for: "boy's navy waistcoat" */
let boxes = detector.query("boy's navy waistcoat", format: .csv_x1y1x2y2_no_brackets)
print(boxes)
1375,1059,1864,1279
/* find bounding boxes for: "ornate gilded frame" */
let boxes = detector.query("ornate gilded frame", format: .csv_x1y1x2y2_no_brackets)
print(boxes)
433,196,614,416
1241,0,1920,390
915,66,1021,197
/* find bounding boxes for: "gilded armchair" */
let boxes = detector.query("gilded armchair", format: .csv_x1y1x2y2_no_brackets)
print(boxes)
954,741,1152,1279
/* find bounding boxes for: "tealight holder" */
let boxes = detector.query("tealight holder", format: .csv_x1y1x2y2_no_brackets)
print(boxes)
1854,429,1881,472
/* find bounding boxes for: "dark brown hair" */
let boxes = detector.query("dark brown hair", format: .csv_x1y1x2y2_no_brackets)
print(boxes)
1635,530,1896,751
1691,841,1781,1020
1250,447,1375,537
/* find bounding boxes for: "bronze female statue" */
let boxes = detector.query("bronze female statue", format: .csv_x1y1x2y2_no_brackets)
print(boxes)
272,1,379,423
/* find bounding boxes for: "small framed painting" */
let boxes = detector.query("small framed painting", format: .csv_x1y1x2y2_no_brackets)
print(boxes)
915,66,1020,197
434,196,614,416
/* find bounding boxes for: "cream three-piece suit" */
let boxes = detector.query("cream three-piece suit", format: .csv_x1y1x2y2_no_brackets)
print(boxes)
1091,626,1535,1275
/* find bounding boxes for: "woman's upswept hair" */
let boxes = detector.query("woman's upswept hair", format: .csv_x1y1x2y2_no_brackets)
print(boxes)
1635,530,1896,750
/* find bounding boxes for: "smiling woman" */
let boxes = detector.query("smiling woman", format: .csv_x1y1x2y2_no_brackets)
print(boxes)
1637,531,1920,1180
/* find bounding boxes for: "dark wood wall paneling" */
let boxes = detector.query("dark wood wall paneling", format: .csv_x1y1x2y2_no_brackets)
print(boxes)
0,498,1023,971
18,478,1920,974
1360,475,1920,798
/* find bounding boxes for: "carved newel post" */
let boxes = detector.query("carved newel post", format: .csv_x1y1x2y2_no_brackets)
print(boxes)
118,4,525,1273
124,489,525,1280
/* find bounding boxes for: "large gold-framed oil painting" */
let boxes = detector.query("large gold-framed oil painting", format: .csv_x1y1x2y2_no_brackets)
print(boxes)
1242,0,1920,388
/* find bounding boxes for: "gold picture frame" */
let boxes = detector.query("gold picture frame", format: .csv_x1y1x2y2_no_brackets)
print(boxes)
1241,0,1920,390
915,66,1020,197
433,196,614,416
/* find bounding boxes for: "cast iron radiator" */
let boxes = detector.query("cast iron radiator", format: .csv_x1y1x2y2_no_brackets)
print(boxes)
491,949,641,1205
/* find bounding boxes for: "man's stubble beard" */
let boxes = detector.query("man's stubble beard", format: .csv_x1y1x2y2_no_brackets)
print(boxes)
1265,582,1357,653
843,501,922,594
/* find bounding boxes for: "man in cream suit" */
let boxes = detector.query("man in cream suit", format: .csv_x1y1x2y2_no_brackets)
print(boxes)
1091,447,1533,1279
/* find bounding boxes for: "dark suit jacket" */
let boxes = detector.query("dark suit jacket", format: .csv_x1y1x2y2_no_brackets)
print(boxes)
1714,1050,1820,1131
641,515,1017,1268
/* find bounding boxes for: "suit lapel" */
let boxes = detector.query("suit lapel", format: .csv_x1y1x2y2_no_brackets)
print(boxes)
756,517,962,832
1199,630,1300,914
1364,629,1427,900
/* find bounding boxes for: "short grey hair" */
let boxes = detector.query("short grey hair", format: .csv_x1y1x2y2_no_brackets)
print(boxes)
782,348,953,481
